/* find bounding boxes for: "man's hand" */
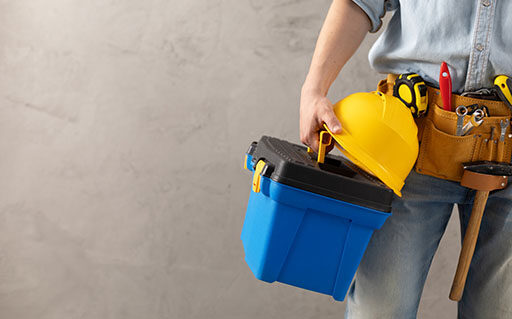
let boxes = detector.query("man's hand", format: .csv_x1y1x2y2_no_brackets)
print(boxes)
300,88,341,152
299,0,370,152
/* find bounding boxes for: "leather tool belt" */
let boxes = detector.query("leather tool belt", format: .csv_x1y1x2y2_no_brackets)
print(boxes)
377,74,512,182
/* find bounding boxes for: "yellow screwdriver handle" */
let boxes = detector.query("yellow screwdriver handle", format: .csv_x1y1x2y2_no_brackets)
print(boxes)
494,75,512,109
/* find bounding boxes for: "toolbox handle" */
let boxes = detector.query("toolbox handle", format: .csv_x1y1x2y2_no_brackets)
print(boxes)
307,130,333,164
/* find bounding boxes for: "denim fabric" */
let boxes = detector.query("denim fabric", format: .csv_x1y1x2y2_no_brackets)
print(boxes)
345,169,512,319
351,0,512,93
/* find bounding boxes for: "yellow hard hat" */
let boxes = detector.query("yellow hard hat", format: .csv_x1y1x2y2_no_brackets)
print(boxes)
325,91,419,197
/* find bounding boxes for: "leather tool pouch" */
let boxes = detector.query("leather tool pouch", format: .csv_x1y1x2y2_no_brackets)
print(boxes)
377,75,512,182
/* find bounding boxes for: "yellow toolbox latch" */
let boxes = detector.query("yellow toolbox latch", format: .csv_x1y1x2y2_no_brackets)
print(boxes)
252,160,267,193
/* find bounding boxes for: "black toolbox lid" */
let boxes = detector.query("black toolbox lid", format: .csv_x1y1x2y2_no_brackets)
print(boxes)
247,136,394,212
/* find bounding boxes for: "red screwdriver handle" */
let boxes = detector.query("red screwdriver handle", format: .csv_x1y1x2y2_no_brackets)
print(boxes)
440,62,452,111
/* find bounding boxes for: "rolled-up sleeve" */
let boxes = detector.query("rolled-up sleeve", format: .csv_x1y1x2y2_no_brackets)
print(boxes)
351,0,399,33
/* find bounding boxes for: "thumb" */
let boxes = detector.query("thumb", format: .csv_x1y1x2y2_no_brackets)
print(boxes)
322,109,342,134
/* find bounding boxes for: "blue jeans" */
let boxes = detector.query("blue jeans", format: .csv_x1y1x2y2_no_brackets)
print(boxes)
345,170,512,319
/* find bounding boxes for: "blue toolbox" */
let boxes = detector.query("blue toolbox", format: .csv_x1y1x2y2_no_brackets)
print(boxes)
241,135,394,301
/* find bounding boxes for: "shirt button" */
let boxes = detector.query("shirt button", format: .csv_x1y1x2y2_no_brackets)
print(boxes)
475,43,484,51
482,0,491,7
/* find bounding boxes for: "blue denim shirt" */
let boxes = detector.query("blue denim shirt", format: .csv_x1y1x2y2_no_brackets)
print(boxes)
352,0,512,93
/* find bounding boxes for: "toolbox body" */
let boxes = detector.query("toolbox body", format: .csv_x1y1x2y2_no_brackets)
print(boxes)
241,136,393,301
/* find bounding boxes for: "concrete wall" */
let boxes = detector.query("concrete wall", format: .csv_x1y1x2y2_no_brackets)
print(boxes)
0,0,460,318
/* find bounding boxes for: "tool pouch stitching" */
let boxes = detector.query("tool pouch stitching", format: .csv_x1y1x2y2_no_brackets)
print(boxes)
416,105,512,182
416,118,479,181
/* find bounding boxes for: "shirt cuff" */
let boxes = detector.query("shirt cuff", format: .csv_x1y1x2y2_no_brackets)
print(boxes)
351,0,398,33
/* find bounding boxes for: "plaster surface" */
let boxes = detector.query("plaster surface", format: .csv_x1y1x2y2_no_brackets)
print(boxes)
0,1,459,318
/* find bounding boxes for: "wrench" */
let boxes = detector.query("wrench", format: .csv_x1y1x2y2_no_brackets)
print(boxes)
500,119,509,142
456,105,468,136
461,109,485,136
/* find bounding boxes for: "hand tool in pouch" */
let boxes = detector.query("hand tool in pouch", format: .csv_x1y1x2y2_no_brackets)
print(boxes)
440,62,453,111
450,161,512,301
494,75,512,111
497,119,509,161
455,107,485,136
392,73,428,118
455,105,468,136
500,119,509,142
461,109,485,136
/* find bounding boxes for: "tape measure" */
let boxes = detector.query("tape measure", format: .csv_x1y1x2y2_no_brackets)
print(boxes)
494,75,512,111
393,73,428,118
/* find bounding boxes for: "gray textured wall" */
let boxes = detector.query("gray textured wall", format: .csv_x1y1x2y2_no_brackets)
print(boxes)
0,0,460,318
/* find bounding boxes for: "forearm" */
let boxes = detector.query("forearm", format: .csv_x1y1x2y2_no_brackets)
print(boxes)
302,0,371,96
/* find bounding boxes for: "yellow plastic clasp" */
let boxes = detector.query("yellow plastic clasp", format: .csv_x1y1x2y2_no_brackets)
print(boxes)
317,130,332,164
306,131,332,164
252,160,267,193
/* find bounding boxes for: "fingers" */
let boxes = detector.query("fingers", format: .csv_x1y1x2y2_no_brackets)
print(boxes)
300,120,320,152
300,94,341,153
322,108,342,134
301,126,336,154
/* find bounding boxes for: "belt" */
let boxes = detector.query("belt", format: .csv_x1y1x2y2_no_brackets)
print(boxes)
383,74,510,116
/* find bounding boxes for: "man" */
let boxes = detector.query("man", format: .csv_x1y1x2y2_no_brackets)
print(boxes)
300,1,512,317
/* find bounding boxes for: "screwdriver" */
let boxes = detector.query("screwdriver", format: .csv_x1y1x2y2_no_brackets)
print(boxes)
494,75,512,111
440,62,452,111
